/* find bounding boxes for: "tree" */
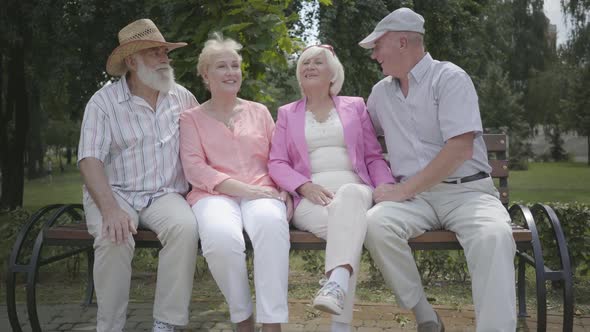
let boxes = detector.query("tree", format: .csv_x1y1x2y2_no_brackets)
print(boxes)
561,0,590,165
478,62,533,169
317,0,391,98
1,0,32,209
0,0,148,209
147,0,300,110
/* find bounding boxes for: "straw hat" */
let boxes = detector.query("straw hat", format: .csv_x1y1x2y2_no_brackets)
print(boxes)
106,19,187,76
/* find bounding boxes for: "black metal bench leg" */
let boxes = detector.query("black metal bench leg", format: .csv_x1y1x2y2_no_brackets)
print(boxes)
531,204,574,332
6,268,23,332
83,249,95,306
563,279,574,332
27,235,45,332
517,254,528,318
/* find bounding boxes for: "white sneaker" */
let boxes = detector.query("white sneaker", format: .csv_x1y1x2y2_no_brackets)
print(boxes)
153,320,175,332
312,280,345,315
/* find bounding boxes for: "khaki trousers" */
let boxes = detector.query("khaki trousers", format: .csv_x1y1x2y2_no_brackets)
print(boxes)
365,178,516,332
84,192,199,332
293,183,373,324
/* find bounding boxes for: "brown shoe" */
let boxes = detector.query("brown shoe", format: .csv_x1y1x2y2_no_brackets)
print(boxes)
417,311,445,332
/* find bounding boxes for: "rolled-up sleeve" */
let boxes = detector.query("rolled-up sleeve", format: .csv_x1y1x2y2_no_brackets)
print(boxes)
77,100,111,164
179,111,231,194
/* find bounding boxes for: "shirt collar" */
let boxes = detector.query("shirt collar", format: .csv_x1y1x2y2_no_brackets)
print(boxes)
116,75,132,103
116,74,177,104
409,52,433,85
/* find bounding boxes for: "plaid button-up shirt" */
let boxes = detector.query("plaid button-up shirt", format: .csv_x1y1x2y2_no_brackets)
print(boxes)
78,75,199,210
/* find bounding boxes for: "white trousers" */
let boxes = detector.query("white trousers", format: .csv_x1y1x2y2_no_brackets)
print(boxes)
192,196,290,323
293,183,373,324
365,177,516,332
85,192,199,332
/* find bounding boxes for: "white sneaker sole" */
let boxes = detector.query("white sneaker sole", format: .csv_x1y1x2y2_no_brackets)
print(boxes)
312,296,343,315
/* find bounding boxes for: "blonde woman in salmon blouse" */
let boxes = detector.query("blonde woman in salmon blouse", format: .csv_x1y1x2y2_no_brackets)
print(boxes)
179,33,291,332
268,44,394,332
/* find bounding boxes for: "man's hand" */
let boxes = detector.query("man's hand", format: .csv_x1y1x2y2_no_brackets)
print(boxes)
279,190,294,221
102,208,137,245
298,182,334,206
373,183,414,203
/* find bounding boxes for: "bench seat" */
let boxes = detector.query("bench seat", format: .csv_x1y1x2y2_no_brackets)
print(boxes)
44,223,533,251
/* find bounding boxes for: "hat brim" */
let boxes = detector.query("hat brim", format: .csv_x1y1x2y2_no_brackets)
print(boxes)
106,40,187,76
358,30,387,49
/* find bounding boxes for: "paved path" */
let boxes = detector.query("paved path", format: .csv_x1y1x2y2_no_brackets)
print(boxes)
2,300,589,331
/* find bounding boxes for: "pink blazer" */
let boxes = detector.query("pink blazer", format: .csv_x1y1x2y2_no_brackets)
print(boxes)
268,96,395,208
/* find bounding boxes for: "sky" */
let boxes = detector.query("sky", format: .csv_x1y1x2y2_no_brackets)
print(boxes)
544,0,570,45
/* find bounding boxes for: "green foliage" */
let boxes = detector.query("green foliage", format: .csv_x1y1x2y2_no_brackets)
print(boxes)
529,202,590,276
147,0,299,107
318,0,391,98
0,208,32,280
298,250,325,275
477,62,532,170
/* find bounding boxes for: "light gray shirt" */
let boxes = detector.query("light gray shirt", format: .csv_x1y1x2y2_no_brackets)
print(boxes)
367,53,491,182
78,75,199,210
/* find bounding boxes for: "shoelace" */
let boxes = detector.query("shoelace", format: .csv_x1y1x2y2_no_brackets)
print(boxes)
153,320,174,331
316,280,345,302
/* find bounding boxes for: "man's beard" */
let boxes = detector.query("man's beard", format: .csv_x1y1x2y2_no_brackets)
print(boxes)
135,57,176,93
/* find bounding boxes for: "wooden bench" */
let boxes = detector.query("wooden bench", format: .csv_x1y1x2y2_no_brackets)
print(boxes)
6,134,574,332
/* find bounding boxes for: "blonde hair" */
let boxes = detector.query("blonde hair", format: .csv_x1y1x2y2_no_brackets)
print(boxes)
196,32,243,87
296,45,345,96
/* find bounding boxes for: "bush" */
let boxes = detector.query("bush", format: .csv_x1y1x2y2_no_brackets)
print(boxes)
530,202,590,276
0,208,32,282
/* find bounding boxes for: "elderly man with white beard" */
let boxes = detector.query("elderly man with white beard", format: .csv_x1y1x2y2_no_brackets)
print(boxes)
77,19,199,332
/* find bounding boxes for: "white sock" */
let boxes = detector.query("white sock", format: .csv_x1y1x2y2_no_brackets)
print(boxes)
331,321,351,332
328,266,350,294
412,294,437,324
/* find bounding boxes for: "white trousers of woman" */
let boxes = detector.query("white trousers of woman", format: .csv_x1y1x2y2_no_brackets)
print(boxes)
293,183,373,324
192,196,290,323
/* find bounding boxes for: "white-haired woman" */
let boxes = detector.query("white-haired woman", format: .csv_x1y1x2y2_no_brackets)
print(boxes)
268,44,394,331
179,33,291,332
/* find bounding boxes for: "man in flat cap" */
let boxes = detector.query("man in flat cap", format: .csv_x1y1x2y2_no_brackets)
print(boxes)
77,19,199,332
360,7,516,332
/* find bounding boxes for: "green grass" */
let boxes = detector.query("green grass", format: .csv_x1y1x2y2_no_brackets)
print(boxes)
509,162,590,203
22,164,83,211
15,161,590,211
2,161,589,309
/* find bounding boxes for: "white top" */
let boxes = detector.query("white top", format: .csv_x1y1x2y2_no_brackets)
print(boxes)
367,52,491,182
305,109,362,192
78,75,199,210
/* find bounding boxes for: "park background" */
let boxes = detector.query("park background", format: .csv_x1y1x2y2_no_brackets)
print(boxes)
1,0,590,330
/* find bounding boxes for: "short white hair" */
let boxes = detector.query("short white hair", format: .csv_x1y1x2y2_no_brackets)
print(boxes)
296,45,345,96
197,32,243,87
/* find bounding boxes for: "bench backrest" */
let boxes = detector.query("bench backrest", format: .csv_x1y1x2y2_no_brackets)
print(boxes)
483,133,509,206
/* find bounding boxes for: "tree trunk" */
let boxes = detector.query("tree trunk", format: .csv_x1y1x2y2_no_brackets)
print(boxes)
587,135,589,166
66,147,73,165
0,55,5,197
0,2,29,210
27,84,44,179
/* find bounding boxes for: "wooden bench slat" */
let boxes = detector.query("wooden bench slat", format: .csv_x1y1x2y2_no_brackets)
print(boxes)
483,134,508,153
489,160,509,177
45,224,532,245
